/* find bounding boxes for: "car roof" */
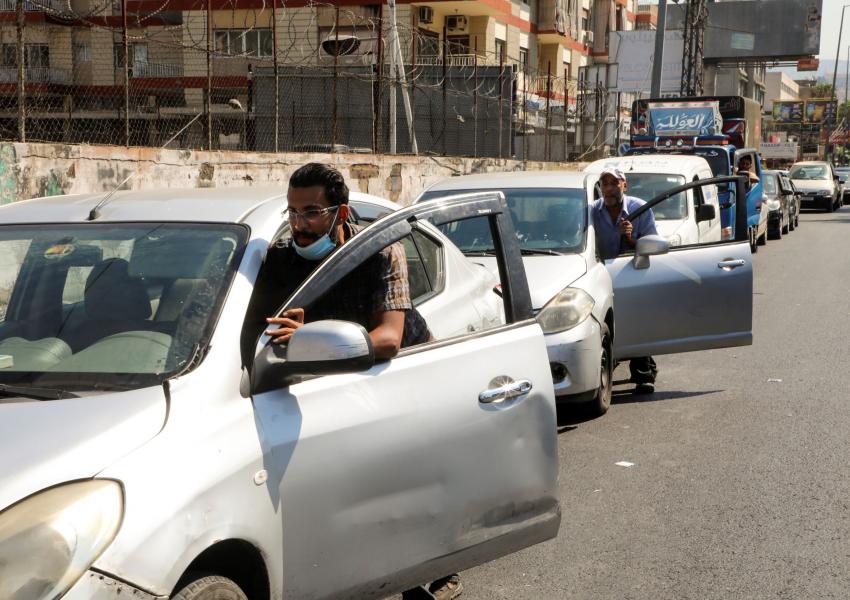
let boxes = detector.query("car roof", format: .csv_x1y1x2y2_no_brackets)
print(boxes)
585,154,711,175
0,187,396,227
423,170,586,192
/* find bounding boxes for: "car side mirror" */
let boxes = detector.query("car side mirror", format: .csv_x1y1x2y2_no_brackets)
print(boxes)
251,320,375,395
696,204,716,223
632,234,669,270
835,176,841,182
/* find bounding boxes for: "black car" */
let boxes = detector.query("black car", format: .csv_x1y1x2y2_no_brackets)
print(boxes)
763,170,793,239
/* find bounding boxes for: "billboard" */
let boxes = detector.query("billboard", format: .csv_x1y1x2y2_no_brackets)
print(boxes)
647,101,723,137
772,101,804,124
608,30,683,93
805,99,836,124
667,0,822,61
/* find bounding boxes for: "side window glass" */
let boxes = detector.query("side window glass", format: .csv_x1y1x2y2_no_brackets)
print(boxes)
0,240,31,323
399,235,431,304
411,229,445,295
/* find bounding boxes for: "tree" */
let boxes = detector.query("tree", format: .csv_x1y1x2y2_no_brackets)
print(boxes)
811,83,834,99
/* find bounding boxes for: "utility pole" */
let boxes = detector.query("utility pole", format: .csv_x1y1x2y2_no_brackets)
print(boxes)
650,0,668,98
680,0,708,96
828,5,850,161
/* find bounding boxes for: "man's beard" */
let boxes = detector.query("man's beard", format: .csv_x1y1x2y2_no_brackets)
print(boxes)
293,230,321,246
603,193,623,207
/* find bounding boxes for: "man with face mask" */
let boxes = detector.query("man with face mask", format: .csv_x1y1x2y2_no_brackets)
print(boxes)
592,167,659,394
250,162,430,362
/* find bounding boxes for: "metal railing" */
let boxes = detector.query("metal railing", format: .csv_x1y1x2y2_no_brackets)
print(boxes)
131,61,184,78
0,65,69,84
0,0,70,13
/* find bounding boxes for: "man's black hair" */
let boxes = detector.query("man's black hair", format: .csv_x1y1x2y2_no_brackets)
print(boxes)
288,163,349,206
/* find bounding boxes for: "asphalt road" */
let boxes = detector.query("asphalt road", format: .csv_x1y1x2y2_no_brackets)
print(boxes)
457,206,850,599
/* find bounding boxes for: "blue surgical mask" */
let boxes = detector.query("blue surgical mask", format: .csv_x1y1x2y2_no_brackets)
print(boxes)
293,209,340,261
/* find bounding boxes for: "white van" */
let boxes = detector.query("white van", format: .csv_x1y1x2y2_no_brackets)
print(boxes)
585,154,722,247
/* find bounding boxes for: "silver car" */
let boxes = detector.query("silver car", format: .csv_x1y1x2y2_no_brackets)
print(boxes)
419,171,754,415
0,187,560,599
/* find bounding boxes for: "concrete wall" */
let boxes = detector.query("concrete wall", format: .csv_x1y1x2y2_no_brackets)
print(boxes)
0,142,586,206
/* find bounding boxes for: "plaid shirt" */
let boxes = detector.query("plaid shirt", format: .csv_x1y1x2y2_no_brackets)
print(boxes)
250,222,431,349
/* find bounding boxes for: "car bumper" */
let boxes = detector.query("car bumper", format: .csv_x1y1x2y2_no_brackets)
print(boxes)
799,195,829,207
768,209,783,225
544,316,602,401
65,570,165,600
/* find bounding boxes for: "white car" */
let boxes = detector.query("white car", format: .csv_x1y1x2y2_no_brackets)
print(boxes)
0,187,559,599
584,154,721,247
418,171,753,415
790,161,842,212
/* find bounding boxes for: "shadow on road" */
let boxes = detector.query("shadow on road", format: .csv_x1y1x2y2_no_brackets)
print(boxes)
801,217,850,223
612,388,724,405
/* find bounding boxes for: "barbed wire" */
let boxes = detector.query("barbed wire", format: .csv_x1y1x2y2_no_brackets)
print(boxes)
3,0,616,160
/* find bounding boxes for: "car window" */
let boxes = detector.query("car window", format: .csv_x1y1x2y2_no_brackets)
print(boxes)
419,188,586,254
0,240,31,323
763,174,777,194
790,165,828,180
0,224,246,390
410,228,445,298
623,173,687,219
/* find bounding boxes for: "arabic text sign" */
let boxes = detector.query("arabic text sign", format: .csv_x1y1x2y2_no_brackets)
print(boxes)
759,142,798,160
647,102,723,137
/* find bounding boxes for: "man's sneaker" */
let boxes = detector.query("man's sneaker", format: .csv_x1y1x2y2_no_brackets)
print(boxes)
634,382,655,394
429,574,463,600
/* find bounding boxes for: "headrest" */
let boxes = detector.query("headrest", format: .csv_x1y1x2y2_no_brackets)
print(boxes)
85,258,152,321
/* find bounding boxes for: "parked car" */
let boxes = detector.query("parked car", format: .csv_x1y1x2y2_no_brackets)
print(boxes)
835,166,850,203
762,170,792,239
417,171,753,416
584,154,721,247
0,187,562,600
790,161,842,212
777,170,801,231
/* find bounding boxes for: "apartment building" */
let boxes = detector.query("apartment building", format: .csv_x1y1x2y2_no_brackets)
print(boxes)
764,71,799,112
0,0,636,155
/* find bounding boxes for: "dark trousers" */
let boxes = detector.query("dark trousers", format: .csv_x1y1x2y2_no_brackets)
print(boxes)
629,356,657,384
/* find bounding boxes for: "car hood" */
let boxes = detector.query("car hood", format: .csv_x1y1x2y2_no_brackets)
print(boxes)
791,180,832,193
0,386,167,510
468,254,587,309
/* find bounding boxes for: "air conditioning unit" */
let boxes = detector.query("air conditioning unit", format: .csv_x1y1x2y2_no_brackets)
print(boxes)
584,30,594,45
418,6,434,24
446,15,468,32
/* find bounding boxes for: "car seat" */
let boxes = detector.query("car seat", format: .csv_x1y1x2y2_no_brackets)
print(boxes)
63,258,153,352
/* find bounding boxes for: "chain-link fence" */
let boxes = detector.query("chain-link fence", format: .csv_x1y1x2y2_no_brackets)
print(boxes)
0,0,611,160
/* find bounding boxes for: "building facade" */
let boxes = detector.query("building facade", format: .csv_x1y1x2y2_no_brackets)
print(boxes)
764,71,799,112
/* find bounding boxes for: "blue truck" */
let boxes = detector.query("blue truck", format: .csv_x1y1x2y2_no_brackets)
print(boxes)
623,96,767,251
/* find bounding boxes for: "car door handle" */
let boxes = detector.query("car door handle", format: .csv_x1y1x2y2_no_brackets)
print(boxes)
717,259,746,271
479,379,533,404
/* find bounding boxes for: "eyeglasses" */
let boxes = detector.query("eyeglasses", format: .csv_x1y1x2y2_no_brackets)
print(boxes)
286,205,339,223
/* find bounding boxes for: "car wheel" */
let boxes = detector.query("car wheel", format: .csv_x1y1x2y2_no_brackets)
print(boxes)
782,212,789,234
172,575,248,600
749,227,758,253
757,227,767,246
826,198,834,213
795,212,800,227
788,212,795,232
588,323,613,416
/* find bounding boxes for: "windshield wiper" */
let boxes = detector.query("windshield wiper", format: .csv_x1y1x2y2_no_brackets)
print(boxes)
520,248,563,256
0,384,78,400
463,249,498,256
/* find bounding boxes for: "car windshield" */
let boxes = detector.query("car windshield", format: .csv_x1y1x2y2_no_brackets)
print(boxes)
790,165,828,180
622,173,688,220
418,187,586,253
692,150,730,177
0,223,247,391
763,174,777,194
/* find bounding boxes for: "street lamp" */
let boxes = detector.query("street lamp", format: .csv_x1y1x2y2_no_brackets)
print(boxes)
828,4,850,161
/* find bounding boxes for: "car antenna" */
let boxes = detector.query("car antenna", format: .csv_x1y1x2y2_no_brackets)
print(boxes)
87,112,204,221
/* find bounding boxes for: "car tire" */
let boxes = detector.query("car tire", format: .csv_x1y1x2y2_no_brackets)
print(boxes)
587,323,613,416
782,212,789,234
749,227,758,253
172,575,248,600
788,212,795,232
757,227,767,246
826,198,834,213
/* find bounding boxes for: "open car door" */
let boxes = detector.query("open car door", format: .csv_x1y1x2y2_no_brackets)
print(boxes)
603,175,752,359
249,192,560,599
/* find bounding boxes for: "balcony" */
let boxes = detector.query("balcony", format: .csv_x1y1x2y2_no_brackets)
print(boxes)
415,54,494,67
0,0,72,14
0,65,70,84
132,61,183,78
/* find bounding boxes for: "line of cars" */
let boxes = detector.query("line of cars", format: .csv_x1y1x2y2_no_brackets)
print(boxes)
0,172,754,599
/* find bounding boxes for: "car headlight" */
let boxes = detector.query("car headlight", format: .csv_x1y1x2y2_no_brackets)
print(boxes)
0,480,123,600
536,287,595,334
817,190,832,196
766,199,781,211
666,234,682,247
